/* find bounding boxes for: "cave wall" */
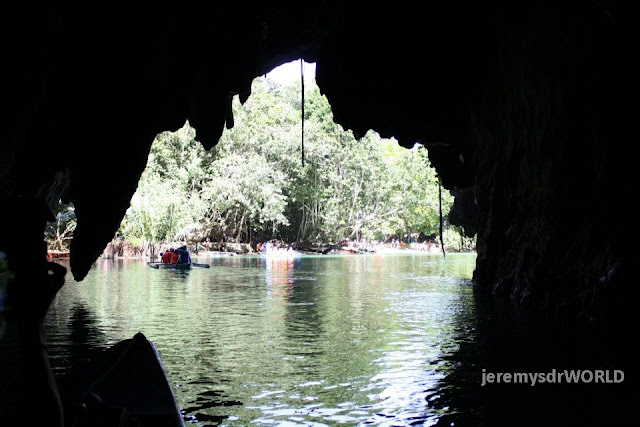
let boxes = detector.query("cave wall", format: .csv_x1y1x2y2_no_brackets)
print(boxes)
468,5,633,317
312,3,634,317
1,2,635,318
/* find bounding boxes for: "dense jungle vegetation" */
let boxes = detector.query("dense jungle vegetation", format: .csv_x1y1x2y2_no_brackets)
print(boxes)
45,70,475,254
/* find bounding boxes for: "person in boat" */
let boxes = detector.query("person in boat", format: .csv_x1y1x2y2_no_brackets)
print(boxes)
174,246,191,264
166,247,179,264
161,249,174,263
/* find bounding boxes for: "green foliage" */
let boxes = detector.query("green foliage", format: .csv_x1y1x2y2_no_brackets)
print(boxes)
443,226,477,252
202,152,290,239
119,124,208,249
117,72,466,247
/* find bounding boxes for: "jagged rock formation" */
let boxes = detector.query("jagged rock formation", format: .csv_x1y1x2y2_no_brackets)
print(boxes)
1,2,635,317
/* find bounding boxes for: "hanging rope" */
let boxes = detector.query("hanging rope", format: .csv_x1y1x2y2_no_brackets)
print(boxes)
301,59,305,167
438,178,446,257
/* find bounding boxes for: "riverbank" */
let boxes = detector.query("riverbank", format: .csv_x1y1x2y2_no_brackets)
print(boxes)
95,244,474,260
49,240,474,262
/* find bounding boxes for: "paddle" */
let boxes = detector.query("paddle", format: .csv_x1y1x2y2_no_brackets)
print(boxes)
147,262,210,269
191,263,210,268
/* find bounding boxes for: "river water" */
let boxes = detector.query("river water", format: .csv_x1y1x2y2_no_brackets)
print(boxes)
44,253,631,426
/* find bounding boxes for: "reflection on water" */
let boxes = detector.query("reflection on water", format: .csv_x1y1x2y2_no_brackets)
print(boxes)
46,254,475,425
45,253,630,426
430,291,633,427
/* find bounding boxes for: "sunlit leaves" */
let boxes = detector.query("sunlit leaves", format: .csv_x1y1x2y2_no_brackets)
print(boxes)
119,72,459,246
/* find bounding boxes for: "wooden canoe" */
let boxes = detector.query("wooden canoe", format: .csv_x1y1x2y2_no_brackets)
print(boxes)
146,262,210,270
58,333,184,426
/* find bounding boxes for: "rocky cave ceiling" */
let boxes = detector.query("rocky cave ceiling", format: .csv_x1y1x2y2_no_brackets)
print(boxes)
1,2,635,317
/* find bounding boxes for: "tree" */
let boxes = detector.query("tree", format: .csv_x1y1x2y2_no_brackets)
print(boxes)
119,122,208,254
116,72,466,250
44,202,76,251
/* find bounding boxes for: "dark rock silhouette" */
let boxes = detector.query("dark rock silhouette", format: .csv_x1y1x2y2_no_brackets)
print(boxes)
0,2,635,424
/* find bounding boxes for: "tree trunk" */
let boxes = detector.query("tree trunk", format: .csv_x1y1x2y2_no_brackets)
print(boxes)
236,214,245,242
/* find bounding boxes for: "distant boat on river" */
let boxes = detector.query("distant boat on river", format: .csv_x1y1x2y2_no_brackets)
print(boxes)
146,262,210,270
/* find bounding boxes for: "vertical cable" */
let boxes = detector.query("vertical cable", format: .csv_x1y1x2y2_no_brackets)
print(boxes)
301,59,305,167
439,178,446,257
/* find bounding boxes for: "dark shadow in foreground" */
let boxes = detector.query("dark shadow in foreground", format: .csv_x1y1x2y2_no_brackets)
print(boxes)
57,333,183,427
430,291,632,426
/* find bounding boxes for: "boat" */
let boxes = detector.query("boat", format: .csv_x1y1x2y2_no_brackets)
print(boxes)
46,250,70,259
146,262,210,270
58,332,184,427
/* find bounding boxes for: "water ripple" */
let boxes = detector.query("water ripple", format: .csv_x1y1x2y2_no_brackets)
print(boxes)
45,254,477,426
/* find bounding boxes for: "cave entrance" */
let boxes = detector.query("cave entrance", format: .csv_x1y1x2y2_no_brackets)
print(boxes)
104,59,475,258
38,59,480,427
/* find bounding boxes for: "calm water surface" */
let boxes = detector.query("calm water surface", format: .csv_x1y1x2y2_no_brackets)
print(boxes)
45,253,476,426
45,253,632,426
